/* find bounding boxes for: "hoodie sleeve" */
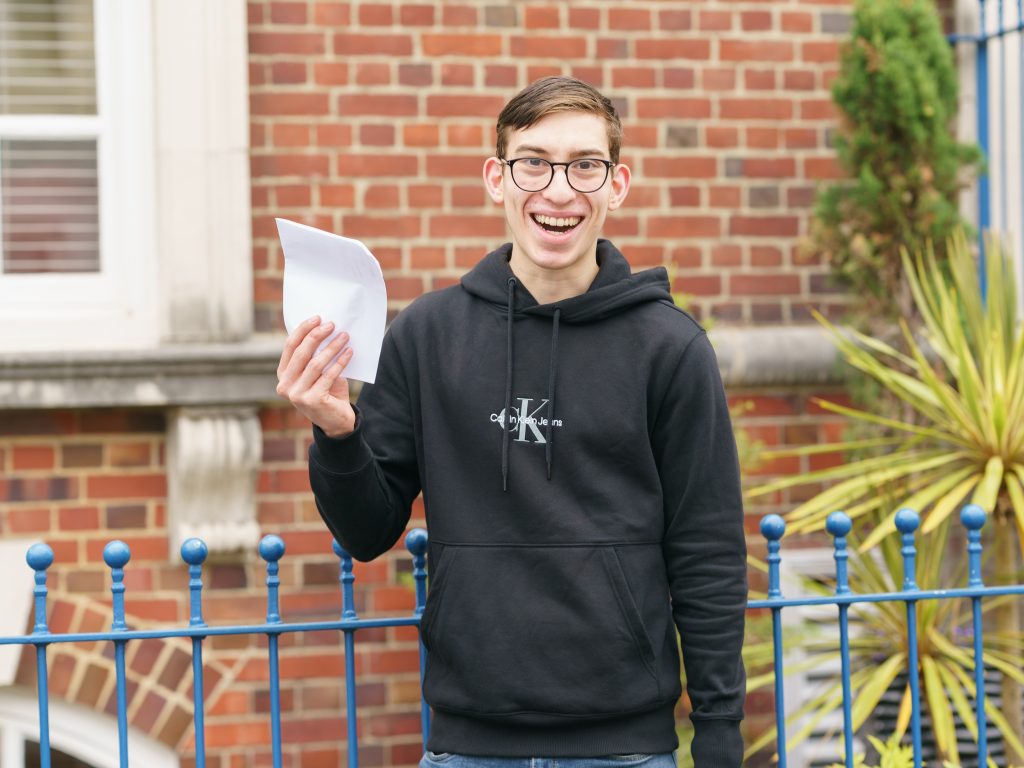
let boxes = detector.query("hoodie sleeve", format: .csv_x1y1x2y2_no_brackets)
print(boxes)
650,330,747,767
308,329,421,562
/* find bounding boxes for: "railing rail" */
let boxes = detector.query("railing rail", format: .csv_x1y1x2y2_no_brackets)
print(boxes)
750,505,1024,768
0,530,431,768
4,508,1024,767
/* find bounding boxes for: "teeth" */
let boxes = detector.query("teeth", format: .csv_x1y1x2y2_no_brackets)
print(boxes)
534,214,581,228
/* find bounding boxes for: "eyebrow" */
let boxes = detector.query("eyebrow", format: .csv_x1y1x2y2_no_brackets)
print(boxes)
511,144,609,159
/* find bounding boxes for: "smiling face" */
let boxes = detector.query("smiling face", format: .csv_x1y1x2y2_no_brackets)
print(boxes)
483,111,630,291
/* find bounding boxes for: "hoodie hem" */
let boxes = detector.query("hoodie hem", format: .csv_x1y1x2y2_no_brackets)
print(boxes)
427,702,679,758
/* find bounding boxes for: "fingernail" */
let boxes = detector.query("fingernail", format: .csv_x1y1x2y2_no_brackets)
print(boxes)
340,331,349,342
323,321,335,331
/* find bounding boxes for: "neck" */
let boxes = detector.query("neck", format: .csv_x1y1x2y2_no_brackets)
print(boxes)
508,248,600,305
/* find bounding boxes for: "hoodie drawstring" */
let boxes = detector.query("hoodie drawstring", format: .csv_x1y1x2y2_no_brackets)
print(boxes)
502,279,561,490
502,277,516,492
545,309,560,480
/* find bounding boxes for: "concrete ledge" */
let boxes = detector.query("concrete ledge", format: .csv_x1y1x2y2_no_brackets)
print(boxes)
0,337,283,409
0,326,844,410
710,325,842,387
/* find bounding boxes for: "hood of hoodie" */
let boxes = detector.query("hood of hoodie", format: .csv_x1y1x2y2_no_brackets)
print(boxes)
459,238,676,491
460,239,673,322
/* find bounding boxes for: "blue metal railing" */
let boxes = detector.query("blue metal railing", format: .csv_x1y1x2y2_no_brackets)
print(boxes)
0,530,430,768
750,504,1024,768
3,508,1023,767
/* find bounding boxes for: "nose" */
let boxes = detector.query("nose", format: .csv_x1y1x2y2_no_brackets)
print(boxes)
541,166,576,203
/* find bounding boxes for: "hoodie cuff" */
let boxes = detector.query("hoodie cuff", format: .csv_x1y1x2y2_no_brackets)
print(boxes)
690,718,743,768
310,408,373,472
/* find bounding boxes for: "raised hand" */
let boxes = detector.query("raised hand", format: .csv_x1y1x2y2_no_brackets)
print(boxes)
276,316,356,437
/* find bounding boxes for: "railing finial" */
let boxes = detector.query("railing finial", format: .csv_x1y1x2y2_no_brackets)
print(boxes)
827,511,853,596
895,508,920,592
181,538,208,628
760,515,786,600
103,541,131,631
27,543,54,635
260,535,286,624
333,539,357,620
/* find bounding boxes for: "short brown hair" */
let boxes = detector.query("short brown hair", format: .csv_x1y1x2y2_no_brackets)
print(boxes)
495,76,623,164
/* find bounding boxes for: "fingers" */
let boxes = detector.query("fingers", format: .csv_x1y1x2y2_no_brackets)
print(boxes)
278,316,321,377
294,331,351,395
277,318,336,393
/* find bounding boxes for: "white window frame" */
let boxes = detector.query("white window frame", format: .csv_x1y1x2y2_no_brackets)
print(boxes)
0,688,177,768
0,0,253,352
0,0,159,351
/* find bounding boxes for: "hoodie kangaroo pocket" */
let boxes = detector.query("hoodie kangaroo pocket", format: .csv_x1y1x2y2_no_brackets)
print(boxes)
422,545,664,718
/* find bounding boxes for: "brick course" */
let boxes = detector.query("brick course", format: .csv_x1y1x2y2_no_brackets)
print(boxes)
250,0,854,329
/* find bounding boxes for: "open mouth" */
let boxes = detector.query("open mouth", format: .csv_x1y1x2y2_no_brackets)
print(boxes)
531,213,582,234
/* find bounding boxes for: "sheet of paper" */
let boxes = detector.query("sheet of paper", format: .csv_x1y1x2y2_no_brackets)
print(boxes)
277,218,387,384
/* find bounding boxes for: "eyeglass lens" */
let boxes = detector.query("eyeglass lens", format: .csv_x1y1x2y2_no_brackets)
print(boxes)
510,159,609,192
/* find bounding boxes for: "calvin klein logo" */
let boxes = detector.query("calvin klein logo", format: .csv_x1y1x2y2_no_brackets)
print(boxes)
489,397,563,444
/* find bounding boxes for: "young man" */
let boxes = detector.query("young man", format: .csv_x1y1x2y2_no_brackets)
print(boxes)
277,77,747,767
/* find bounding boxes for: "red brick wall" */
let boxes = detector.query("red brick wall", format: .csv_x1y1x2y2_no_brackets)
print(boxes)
249,0,853,330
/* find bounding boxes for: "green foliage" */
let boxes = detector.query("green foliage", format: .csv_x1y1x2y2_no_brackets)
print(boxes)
748,232,1024,546
809,0,983,323
829,734,914,768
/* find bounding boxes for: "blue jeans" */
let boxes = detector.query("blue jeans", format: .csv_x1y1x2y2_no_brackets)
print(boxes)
419,753,677,768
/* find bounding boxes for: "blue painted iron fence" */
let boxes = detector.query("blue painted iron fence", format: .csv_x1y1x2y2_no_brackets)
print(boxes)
2,507,1022,768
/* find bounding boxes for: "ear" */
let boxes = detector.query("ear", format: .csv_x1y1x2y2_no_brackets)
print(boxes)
607,162,631,211
483,156,505,203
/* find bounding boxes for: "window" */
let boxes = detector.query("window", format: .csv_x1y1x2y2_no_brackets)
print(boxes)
0,0,157,351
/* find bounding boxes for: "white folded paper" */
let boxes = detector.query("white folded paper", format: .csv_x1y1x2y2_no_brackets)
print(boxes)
277,218,387,383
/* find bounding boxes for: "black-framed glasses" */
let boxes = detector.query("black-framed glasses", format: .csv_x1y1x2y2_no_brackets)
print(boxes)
501,157,615,193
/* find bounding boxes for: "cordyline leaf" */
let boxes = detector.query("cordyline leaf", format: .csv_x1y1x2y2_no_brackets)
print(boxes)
898,318,984,440
759,436,905,458
851,652,906,729
984,698,1024,757
895,682,912,740
786,451,964,524
920,472,982,534
981,648,1024,684
922,656,955,757
859,466,976,550
747,443,932,499
935,658,978,743
944,659,1024,758
1006,471,1024,544
927,628,974,669
971,455,1005,513
810,397,957,443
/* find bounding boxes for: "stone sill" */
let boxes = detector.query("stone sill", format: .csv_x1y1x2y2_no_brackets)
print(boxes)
0,337,283,410
0,326,843,411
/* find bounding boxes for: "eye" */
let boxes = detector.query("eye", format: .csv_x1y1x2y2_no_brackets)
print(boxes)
521,158,547,169
574,160,597,171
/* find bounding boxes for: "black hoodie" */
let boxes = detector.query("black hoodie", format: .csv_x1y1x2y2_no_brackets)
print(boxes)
309,240,747,766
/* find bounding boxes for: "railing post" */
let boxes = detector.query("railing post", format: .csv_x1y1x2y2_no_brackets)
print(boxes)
406,529,430,747
334,540,359,768
181,538,209,768
27,543,55,768
895,509,923,768
103,541,131,768
259,534,286,768
760,514,787,768
826,511,854,768
961,504,988,765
